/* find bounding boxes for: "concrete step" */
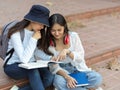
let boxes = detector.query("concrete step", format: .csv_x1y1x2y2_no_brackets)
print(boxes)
66,6,120,22
1,0,120,89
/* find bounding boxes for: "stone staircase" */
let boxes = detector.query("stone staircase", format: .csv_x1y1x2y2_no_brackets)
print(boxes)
0,0,120,89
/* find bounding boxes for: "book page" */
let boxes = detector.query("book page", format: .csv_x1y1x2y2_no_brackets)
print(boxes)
19,60,63,69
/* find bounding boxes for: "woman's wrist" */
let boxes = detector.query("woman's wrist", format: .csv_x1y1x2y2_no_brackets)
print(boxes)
64,75,70,80
68,50,71,55
66,49,71,55
66,49,74,59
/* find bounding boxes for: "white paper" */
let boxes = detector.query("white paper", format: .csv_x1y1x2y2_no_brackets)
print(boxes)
19,60,63,69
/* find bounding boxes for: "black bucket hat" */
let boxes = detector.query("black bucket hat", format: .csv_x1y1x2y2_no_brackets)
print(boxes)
24,5,50,26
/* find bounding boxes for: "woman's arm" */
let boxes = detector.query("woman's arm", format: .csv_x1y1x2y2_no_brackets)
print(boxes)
57,32,85,63
57,70,77,88
69,32,85,63
34,48,52,60
11,32,37,63
48,62,77,88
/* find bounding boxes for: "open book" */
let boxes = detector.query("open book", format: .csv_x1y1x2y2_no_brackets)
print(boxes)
18,60,62,69
69,72,89,87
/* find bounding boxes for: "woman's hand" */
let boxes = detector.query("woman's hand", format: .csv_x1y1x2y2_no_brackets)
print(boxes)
32,31,41,40
65,75,77,88
57,49,70,61
50,56,58,61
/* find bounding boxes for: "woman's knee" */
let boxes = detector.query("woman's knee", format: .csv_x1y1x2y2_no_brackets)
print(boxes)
4,64,28,79
87,71,102,88
53,75,67,88
92,72,102,86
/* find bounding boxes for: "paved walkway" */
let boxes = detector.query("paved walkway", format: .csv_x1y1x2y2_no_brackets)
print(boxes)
0,0,120,90
91,56,120,90
70,13,120,90
0,0,120,27
0,0,120,60
73,13,120,59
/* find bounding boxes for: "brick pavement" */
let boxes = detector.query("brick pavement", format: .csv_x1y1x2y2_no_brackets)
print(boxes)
91,56,120,90
72,13,120,60
0,0,120,90
0,0,120,61
0,0,120,27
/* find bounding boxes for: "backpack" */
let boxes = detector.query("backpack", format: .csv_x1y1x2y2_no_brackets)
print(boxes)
0,21,24,65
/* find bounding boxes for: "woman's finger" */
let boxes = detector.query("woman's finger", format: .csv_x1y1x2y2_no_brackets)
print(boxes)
67,81,75,88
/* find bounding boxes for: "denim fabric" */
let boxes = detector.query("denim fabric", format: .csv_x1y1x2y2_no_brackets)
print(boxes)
59,63,77,73
53,75,88,90
39,67,54,88
85,71,102,89
4,63,54,90
53,63,102,90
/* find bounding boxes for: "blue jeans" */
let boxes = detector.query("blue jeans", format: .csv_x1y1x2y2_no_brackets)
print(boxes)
4,63,54,90
53,63,102,90
39,67,54,88
53,71,102,90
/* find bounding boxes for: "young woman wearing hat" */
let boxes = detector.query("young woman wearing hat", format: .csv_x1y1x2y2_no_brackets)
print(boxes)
3,5,54,90
35,13,103,90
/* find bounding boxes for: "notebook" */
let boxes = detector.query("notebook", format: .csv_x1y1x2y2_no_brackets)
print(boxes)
18,60,62,69
69,72,89,87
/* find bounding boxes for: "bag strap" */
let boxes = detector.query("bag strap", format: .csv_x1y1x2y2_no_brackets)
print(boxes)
3,30,24,67
2,21,15,35
0,21,15,45
3,48,14,67
20,30,24,41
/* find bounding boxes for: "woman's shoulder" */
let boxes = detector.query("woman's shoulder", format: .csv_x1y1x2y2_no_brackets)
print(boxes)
11,31,20,37
69,31,78,37
11,29,26,40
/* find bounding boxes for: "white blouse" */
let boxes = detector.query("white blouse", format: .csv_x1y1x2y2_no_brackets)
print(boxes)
35,31,91,74
5,29,37,64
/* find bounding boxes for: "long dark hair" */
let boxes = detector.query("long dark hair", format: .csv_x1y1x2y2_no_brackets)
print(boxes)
37,26,46,50
8,19,46,50
8,19,30,38
44,13,69,55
